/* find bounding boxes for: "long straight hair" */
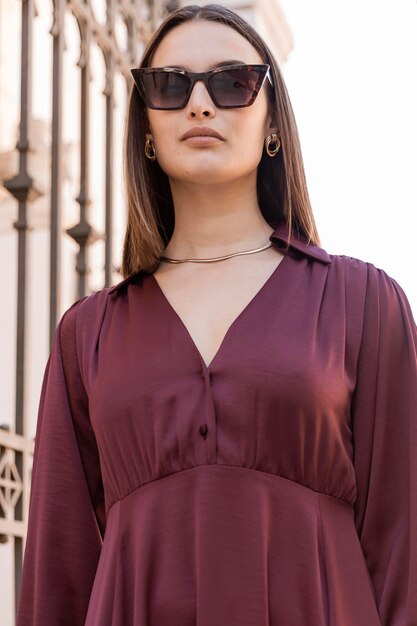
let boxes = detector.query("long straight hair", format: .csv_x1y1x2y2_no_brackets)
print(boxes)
120,3,321,278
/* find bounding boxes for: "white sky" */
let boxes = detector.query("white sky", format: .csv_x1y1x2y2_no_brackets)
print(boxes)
277,0,417,316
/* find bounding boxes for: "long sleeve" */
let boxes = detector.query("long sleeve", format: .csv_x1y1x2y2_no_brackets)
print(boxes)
351,263,417,625
16,297,106,626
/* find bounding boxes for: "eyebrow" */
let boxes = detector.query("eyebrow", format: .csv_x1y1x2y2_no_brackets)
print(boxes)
164,59,246,71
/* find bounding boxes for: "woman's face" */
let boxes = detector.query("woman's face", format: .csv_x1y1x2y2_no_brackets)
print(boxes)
145,20,276,186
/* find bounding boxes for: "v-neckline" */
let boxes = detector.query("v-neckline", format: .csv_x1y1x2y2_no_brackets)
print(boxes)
149,251,290,373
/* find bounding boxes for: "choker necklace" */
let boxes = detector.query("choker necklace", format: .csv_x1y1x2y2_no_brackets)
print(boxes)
160,241,273,264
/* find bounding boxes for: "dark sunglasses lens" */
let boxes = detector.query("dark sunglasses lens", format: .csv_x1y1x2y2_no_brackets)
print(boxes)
209,68,263,106
140,71,189,109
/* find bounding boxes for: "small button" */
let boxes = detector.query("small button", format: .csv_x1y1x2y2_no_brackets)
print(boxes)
199,423,208,439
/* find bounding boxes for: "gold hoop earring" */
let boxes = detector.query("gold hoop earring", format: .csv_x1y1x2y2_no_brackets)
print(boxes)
265,133,281,157
145,137,156,161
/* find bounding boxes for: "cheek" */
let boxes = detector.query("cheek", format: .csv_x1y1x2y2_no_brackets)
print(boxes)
150,124,186,176
151,119,183,163
226,106,268,150
242,124,265,146
232,120,266,162
147,112,176,143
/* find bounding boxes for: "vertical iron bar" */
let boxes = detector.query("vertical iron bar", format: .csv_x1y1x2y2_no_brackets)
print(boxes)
104,0,115,286
66,18,101,297
49,0,65,346
104,70,114,287
75,22,91,299
13,0,34,616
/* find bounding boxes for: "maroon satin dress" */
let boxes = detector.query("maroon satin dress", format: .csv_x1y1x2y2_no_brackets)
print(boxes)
16,222,417,626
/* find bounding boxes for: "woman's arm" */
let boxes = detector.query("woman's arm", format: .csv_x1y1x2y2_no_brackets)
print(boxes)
16,297,105,626
352,263,417,625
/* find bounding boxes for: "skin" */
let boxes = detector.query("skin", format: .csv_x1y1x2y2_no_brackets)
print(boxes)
145,19,285,368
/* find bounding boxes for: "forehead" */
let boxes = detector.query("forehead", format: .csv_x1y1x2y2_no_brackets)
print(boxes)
150,20,264,69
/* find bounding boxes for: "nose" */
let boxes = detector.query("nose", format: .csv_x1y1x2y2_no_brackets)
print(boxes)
185,79,216,117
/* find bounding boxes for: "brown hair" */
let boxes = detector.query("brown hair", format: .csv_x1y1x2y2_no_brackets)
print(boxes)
120,3,321,278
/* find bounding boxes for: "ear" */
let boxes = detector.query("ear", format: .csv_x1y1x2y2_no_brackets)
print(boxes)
145,110,153,138
265,110,279,137
145,120,154,141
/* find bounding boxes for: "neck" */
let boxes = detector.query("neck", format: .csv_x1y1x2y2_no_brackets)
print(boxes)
164,180,274,259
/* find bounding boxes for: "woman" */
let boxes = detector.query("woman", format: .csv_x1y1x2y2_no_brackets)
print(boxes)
17,4,416,626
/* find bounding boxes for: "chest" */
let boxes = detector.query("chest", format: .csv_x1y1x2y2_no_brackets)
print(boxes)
151,250,286,369
90,255,358,507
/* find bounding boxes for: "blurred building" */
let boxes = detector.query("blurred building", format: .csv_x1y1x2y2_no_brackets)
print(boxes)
0,0,292,623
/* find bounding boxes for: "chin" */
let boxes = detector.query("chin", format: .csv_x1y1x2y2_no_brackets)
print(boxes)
182,171,230,185
167,163,230,184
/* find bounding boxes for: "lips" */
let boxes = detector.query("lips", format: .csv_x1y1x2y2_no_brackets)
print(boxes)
181,126,224,140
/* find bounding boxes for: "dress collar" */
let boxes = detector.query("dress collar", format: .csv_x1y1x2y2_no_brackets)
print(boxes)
109,221,331,295
269,221,331,264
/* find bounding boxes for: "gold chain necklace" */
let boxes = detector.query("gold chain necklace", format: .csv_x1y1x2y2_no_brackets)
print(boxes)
160,241,273,264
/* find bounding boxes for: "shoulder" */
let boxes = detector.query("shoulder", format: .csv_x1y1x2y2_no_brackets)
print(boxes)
58,286,113,347
321,253,371,307
331,252,408,293
327,252,404,294
323,251,415,322
328,253,416,333
55,287,114,389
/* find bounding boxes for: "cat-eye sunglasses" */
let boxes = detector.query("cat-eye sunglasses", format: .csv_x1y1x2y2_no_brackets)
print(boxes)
130,63,274,110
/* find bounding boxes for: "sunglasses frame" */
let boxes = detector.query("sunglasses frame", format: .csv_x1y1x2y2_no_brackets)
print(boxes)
130,63,274,110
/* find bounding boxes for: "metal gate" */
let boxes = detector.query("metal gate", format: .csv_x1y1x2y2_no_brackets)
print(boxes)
0,0,177,621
